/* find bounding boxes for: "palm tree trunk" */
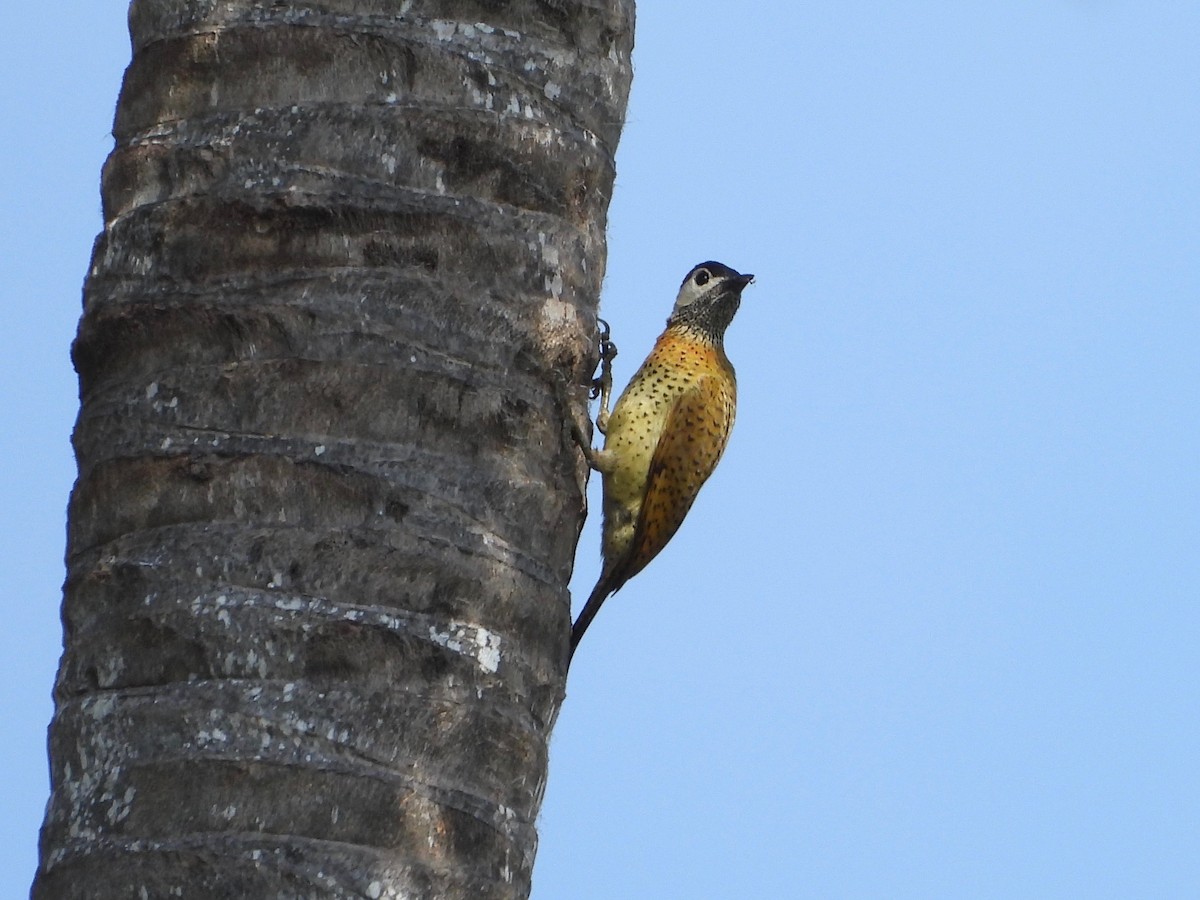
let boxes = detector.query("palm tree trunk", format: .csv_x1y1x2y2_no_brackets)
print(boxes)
34,2,633,897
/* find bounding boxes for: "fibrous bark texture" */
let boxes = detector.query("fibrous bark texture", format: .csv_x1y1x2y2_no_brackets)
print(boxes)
35,2,633,897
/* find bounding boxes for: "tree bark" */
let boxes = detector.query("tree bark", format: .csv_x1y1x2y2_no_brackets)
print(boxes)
35,2,633,897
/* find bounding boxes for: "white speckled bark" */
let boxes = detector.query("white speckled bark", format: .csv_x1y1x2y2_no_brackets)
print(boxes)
35,2,634,897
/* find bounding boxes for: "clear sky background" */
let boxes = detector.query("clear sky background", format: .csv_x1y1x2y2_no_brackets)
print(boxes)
3,3,1197,898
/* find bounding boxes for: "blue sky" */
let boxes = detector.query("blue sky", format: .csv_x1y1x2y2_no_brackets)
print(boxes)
3,3,1197,898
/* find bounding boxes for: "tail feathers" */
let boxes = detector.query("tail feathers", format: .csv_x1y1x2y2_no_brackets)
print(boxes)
569,575,618,663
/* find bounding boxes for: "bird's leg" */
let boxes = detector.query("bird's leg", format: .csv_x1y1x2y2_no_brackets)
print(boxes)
565,398,613,474
554,319,619,473
591,318,618,435
554,368,606,473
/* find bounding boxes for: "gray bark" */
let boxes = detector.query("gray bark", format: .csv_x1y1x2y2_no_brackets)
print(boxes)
35,1,633,897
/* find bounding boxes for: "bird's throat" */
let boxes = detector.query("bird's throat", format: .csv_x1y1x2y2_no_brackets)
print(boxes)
668,292,741,343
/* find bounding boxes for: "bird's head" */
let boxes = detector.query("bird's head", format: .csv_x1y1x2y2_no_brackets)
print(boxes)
667,261,754,339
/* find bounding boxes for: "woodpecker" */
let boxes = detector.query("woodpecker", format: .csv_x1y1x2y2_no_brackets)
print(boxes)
569,261,753,660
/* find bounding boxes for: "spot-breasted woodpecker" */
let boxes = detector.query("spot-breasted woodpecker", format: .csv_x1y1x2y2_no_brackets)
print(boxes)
569,261,753,660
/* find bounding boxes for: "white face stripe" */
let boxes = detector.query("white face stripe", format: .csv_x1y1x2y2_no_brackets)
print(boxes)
672,264,739,313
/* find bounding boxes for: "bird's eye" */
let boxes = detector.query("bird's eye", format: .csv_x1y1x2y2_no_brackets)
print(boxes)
694,269,711,286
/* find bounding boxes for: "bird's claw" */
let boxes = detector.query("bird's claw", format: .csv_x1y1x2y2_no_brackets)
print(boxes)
590,318,617,434
590,318,618,400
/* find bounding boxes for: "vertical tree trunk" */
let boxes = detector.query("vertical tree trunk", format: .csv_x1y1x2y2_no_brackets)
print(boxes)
35,2,633,897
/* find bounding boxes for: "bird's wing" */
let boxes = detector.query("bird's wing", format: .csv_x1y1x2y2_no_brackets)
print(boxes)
622,375,736,581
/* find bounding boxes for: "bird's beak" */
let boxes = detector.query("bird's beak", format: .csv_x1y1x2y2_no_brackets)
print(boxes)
735,273,755,290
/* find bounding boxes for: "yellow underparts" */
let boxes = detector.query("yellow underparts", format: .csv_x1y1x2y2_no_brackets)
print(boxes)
597,325,736,589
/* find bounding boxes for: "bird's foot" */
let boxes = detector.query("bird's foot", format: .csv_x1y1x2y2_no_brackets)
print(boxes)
552,367,601,469
589,318,618,399
591,318,617,435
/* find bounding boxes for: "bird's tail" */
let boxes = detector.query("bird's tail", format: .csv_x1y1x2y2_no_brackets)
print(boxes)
568,577,615,664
